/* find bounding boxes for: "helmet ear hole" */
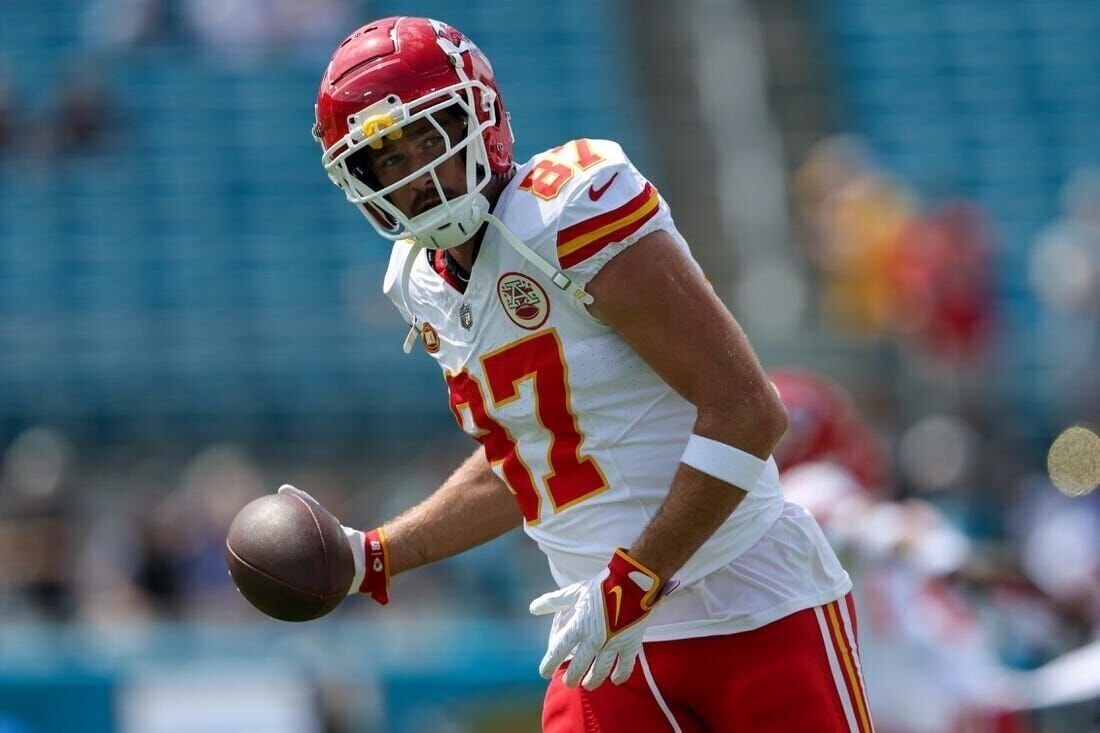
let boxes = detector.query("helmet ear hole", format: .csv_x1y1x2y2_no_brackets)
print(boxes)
346,148,377,187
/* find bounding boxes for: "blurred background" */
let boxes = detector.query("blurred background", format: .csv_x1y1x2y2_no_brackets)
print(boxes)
0,0,1098,731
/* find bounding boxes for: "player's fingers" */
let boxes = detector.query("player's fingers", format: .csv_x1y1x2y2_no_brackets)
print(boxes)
581,649,616,691
538,642,567,679
610,648,639,685
539,625,581,679
563,642,599,688
529,584,581,616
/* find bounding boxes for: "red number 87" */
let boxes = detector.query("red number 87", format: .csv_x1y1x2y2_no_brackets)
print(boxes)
445,329,609,523
518,139,605,201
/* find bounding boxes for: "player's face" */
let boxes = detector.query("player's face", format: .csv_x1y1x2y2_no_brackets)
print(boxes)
352,111,469,220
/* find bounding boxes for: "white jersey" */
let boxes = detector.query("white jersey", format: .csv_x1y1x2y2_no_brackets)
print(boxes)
384,139,850,640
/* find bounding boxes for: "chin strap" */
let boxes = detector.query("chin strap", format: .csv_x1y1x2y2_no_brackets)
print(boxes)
399,239,427,353
398,214,594,354
483,213,594,307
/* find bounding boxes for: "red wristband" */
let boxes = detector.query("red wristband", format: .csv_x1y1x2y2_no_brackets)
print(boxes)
359,527,391,605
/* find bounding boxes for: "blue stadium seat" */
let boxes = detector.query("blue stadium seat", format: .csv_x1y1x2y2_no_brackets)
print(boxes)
0,2,671,432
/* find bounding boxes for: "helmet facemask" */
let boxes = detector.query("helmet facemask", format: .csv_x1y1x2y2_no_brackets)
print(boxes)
319,82,497,250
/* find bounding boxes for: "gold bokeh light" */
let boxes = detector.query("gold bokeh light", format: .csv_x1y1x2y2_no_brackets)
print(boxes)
1047,425,1100,497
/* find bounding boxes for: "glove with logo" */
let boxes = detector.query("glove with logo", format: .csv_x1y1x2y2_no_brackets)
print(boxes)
277,485,390,604
530,549,661,690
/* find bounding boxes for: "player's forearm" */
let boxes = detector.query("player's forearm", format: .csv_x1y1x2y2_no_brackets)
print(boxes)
627,402,787,585
627,465,746,586
381,447,522,575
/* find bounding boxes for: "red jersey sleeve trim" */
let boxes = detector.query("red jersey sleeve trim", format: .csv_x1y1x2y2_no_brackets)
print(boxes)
556,184,661,269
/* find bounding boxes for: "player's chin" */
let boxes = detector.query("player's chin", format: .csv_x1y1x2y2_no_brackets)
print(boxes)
415,200,442,217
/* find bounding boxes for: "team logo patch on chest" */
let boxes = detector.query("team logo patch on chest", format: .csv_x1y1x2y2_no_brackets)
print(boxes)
496,272,550,330
421,322,441,353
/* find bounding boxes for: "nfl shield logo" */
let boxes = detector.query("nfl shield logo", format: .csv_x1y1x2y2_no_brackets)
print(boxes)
459,303,473,330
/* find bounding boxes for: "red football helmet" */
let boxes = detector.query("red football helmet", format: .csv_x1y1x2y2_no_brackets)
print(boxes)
314,17,515,249
769,368,890,492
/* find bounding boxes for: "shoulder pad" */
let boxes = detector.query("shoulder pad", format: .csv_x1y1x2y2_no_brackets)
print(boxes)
550,142,661,270
499,139,662,269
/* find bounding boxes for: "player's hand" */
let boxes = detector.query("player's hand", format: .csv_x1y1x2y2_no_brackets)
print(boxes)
529,549,661,690
277,484,390,603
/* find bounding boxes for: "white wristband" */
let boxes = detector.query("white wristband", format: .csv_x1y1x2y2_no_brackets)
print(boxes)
680,434,768,491
342,525,366,596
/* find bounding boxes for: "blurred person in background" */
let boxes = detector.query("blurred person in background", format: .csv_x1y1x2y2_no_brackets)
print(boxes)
794,136,916,336
75,444,267,622
891,200,995,367
81,0,352,57
1029,168,1100,426
43,68,116,157
149,444,268,619
772,369,1004,732
283,16,874,733
0,428,82,620
80,0,183,49
182,0,353,60
771,368,1100,732
793,137,996,370
1010,471,1100,642
0,71,17,155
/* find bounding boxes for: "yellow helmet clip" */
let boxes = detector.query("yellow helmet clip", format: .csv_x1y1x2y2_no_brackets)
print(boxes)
361,114,403,149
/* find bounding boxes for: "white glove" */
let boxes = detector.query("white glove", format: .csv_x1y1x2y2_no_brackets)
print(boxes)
278,484,365,596
530,549,661,690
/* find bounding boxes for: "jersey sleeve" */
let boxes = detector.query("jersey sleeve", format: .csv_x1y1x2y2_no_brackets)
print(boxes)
382,239,417,326
552,141,676,286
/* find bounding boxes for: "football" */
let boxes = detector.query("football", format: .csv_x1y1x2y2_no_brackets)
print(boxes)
225,491,355,622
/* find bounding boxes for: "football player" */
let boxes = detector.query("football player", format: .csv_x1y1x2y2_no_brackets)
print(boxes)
294,17,874,732
771,370,1036,732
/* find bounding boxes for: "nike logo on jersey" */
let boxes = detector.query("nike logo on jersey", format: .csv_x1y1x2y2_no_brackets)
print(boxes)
588,172,619,201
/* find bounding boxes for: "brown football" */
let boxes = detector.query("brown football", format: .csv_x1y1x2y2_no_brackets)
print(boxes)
225,491,354,622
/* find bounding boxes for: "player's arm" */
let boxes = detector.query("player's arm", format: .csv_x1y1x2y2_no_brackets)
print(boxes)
286,447,520,605
347,445,521,603
381,446,522,576
586,228,788,585
530,228,788,691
